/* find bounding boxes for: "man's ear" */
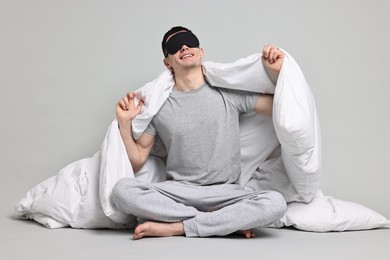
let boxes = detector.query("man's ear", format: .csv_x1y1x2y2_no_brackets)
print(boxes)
163,58,172,69
199,48,204,59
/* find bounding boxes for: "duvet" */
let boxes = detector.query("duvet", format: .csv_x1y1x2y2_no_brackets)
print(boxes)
15,51,389,232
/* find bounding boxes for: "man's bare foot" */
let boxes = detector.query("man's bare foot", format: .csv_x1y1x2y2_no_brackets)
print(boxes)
236,229,256,238
133,221,184,240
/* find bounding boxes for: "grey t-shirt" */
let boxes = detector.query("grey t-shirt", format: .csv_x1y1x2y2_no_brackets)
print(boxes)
145,82,259,185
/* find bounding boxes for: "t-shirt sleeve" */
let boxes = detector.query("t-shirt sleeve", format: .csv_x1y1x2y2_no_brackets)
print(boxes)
144,119,157,136
220,88,259,113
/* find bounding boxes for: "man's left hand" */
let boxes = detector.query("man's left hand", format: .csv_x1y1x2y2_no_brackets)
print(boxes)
262,44,285,83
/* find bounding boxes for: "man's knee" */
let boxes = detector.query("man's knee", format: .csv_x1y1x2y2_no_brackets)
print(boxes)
266,190,287,219
112,178,141,209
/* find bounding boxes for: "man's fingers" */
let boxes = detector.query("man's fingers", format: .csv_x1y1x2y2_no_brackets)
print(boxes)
118,99,126,110
117,98,128,110
262,44,284,63
136,100,144,113
263,45,283,64
267,49,274,63
271,49,280,63
262,44,272,58
119,92,143,112
137,100,144,109
121,95,130,110
128,92,137,109
127,92,134,99
273,49,284,64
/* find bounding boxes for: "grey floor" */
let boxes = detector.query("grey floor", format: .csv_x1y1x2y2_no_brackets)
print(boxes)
2,167,389,260
3,145,389,260
2,206,390,260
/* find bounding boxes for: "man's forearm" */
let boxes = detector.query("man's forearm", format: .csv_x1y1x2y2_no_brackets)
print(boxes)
118,119,144,172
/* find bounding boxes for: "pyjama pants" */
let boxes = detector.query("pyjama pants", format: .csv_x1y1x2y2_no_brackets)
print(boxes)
112,178,287,237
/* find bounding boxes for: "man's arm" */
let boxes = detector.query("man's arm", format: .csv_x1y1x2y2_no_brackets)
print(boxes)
253,44,285,116
116,92,155,173
254,94,273,116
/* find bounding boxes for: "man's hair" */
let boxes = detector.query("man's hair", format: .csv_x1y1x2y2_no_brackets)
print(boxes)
161,26,190,57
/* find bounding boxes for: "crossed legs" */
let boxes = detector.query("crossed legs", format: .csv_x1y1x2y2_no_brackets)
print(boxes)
112,178,286,239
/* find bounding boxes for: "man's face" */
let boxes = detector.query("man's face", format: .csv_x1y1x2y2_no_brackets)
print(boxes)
163,31,204,73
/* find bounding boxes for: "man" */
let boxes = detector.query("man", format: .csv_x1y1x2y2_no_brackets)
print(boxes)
112,26,286,239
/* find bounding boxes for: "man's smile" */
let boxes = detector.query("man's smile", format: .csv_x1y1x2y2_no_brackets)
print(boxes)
180,53,194,60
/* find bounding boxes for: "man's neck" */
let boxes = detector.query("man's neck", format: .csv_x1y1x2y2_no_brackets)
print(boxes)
173,67,205,92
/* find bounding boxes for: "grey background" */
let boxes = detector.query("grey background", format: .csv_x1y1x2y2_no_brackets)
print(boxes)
0,0,389,259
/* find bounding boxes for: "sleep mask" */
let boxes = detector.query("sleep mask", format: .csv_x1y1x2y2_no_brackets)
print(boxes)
164,31,200,57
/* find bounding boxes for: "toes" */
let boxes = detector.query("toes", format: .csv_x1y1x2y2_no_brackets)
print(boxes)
133,232,144,240
134,224,143,234
241,230,255,238
133,224,144,240
133,229,145,240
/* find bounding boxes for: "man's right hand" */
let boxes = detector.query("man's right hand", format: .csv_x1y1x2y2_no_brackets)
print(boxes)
115,92,154,173
116,92,144,123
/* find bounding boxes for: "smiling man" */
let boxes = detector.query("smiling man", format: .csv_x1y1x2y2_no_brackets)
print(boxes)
112,26,287,239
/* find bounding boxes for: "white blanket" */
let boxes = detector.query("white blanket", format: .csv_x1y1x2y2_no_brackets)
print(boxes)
15,52,389,231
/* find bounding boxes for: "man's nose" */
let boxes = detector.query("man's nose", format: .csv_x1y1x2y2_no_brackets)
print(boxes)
180,45,189,51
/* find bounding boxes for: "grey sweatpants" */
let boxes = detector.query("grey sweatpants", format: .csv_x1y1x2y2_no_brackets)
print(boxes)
112,178,287,237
